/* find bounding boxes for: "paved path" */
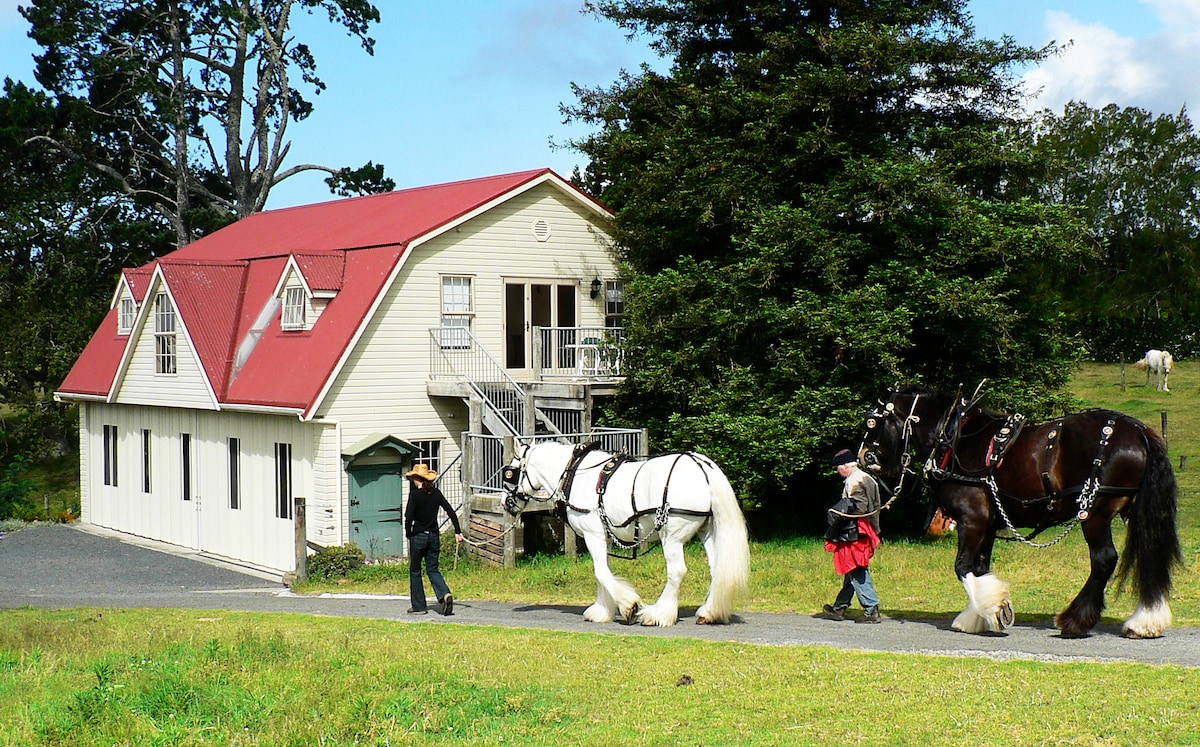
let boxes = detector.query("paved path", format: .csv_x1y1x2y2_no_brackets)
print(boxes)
3,524,1198,668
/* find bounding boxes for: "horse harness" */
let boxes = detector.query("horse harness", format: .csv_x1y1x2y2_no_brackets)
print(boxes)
518,442,716,560
925,396,1142,546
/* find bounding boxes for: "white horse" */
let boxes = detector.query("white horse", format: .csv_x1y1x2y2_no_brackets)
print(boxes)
1134,349,1173,392
502,441,750,626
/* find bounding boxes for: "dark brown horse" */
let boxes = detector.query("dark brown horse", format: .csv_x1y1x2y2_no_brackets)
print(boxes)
858,386,1182,638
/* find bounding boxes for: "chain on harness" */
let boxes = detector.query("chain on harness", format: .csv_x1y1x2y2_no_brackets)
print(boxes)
970,406,1119,548
593,452,714,559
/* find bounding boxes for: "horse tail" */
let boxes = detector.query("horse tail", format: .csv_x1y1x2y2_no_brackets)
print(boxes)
1117,428,1183,622
701,465,751,623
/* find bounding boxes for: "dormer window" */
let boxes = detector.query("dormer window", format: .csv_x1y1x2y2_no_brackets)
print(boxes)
282,286,307,330
118,297,137,334
153,293,177,374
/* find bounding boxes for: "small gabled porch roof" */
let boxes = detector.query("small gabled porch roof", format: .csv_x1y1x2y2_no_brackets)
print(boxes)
341,433,420,468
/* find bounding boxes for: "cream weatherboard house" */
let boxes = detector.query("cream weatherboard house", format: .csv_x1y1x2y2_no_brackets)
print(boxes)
55,169,629,576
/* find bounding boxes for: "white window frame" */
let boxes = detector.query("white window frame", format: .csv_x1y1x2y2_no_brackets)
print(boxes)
103,424,118,487
119,297,137,334
154,293,177,374
440,275,474,349
282,286,307,331
275,442,293,519
411,440,442,476
605,280,626,330
228,437,241,510
181,433,192,502
141,428,152,494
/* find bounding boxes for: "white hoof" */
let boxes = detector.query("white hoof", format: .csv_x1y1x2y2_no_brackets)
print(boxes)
957,573,1013,633
583,603,614,624
636,603,679,627
1123,600,1172,639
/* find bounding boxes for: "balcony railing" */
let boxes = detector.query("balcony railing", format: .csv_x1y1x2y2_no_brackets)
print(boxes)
535,326,625,380
465,428,647,493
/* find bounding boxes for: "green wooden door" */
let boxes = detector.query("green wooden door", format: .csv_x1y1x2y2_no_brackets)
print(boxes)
348,465,405,560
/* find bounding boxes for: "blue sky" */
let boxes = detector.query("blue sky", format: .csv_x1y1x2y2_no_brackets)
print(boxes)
1,1,1195,209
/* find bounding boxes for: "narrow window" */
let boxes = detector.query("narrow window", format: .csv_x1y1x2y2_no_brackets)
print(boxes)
103,424,118,487
141,429,152,493
275,442,293,519
440,276,473,349
228,437,241,510
119,297,137,334
282,286,307,330
154,293,177,374
605,280,625,330
181,433,192,501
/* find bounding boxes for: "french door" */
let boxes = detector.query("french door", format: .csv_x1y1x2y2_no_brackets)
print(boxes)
504,280,577,370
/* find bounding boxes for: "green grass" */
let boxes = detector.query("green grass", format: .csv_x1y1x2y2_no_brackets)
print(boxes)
1,608,1199,746
6,362,1200,745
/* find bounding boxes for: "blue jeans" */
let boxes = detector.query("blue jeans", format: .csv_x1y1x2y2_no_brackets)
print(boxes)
834,566,880,613
409,531,451,611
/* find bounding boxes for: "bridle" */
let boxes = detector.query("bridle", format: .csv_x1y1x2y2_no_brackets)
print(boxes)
859,390,923,498
501,443,543,515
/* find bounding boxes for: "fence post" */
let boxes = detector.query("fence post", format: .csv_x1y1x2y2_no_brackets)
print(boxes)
294,496,308,582
1161,411,1168,445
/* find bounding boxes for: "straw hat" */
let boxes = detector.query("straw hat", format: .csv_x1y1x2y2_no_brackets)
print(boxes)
405,463,438,482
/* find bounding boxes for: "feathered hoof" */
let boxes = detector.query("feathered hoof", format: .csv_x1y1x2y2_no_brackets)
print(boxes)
695,603,731,625
636,608,678,627
583,603,615,624
1123,601,1172,639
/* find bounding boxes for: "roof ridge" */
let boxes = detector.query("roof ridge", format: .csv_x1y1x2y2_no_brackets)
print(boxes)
257,167,553,215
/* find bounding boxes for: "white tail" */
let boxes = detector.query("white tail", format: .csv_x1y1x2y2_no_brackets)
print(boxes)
696,469,751,624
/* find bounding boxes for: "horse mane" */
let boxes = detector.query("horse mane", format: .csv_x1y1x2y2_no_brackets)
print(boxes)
891,384,1007,420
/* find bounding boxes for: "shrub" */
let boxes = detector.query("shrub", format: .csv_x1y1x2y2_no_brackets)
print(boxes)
0,455,39,520
308,543,366,579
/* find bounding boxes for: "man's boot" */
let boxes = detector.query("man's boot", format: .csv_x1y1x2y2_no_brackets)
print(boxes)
821,604,847,621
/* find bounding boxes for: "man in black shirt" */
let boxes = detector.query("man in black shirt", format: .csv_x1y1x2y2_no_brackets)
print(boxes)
403,463,464,615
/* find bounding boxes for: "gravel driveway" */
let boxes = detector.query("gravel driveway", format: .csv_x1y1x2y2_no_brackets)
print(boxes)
3,523,1198,668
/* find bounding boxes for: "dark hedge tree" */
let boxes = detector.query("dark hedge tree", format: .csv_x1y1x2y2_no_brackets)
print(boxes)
21,0,394,247
567,0,1093,511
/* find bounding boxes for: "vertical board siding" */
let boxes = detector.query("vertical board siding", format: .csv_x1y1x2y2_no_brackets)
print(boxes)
80,402,324,574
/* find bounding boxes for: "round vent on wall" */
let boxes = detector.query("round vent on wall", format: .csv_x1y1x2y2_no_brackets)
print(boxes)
531,219,552,242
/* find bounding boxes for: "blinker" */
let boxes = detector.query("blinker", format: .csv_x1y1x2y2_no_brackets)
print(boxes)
502,465,520,487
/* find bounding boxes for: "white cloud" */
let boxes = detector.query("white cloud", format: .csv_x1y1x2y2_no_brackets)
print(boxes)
1141,0,1200,28
1023,7,1200,116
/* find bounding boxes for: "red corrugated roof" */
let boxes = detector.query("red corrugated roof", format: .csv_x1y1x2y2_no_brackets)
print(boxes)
167,169,555,261
57,307,125,397
57,169,599,416
294,254,345,292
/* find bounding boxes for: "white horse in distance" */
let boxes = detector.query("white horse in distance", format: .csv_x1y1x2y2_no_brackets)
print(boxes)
1134,349,1174,392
